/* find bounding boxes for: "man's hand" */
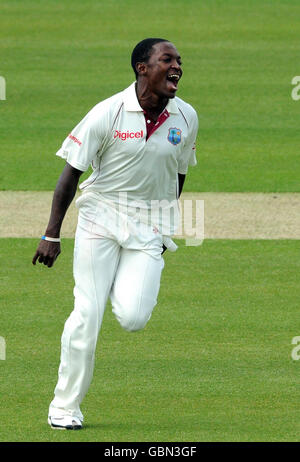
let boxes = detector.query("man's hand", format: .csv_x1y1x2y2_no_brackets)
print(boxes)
32,240,61,268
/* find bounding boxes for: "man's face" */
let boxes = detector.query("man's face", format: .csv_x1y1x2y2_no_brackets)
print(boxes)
142,42,183,99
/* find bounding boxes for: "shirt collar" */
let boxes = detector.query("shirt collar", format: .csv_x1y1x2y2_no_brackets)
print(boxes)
123,82,179,114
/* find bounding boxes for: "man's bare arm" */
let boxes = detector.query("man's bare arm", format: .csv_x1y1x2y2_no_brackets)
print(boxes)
178,173,186,198
32,163,83,268
161,173,186,254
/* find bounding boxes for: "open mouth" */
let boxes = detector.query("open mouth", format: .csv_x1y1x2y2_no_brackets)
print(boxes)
166,73,180,91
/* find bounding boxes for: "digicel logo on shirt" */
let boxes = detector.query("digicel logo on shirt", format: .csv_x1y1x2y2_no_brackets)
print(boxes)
114,130,143,141
68,133,82,146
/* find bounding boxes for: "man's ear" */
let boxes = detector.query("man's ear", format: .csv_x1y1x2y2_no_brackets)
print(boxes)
135,62,147,76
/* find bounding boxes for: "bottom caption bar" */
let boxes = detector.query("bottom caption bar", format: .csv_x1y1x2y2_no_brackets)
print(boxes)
103,444,197,458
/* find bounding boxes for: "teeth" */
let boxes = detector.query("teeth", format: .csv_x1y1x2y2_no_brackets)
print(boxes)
169,74,179,80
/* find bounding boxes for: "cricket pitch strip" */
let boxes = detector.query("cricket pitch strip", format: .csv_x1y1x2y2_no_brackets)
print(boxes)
1,191,300,240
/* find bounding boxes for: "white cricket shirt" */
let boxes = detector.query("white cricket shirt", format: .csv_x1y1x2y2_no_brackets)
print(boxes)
56,82,198,235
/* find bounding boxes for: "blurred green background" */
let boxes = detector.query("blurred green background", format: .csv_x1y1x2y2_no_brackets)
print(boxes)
1,0,300,191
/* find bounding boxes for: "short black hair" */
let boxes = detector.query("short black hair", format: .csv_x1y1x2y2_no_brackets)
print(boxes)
131,38,169,78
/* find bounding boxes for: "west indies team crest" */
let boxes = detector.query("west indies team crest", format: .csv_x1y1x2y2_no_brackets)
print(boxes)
167,127,182,145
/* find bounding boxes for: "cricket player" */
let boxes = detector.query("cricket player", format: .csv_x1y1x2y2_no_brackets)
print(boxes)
32,38,198,430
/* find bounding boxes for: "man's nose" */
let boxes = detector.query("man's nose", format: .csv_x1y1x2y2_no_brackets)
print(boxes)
171,60,181,71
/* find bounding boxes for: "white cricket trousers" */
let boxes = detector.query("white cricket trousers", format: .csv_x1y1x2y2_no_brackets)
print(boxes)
48,193,165,421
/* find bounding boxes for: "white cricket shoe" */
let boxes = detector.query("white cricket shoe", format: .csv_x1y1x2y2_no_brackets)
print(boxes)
48,415,83,430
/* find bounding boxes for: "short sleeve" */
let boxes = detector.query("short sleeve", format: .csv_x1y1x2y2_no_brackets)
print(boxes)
56,104,107,172
177,109,198,175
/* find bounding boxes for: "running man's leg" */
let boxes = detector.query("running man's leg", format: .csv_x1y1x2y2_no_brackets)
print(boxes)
110,248,165,332
49,234,120,420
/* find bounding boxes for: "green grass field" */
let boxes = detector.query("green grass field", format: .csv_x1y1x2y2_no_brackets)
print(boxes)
0,0,300,443
0,239,299,442
1,0,300,191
